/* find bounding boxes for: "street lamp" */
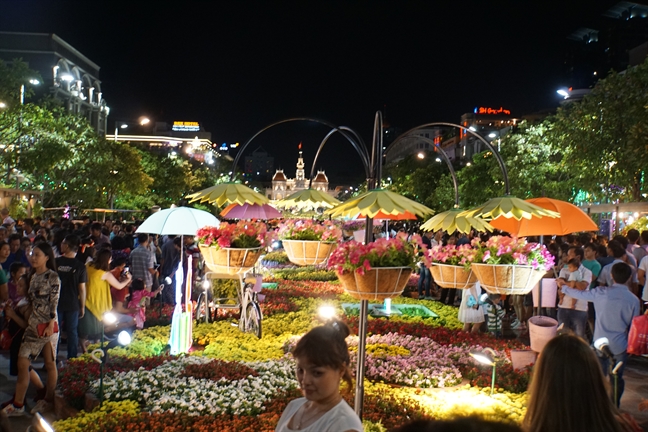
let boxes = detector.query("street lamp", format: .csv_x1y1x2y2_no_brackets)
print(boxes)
557,88,570,99
20,79,40,105
0,102,6,109
469,347,498,395
417,152,425,159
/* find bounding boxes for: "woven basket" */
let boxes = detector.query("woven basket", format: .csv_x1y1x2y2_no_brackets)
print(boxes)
283,240,336,266
429,263,477,289
336,267,412,301
199,245,263,275
471,263,545,295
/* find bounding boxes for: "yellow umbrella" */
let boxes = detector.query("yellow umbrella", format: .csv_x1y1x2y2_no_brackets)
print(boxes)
275,189,341,209
421,209,494,234
326,189,434,219
186,183,269,207
458,196,560,221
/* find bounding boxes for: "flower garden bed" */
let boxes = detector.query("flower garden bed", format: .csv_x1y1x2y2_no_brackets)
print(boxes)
55,278,532,432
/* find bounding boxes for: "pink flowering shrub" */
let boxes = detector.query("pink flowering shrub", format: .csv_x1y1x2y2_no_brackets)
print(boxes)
471,235,554,271
342,220,366,232
328,236,425,275
425,244,477,268
277,219,342,242
196,221,273,249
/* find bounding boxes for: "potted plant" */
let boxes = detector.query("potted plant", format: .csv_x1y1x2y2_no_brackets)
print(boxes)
469,235,555,295
328,236,425,300
278,219,343,266
196,221,272,274
342,220,366,241
425,244,478,289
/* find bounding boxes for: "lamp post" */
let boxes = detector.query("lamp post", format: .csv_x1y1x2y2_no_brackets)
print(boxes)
594,337,622,406
112,117,151,142
20,79,40,105
469,347,498,395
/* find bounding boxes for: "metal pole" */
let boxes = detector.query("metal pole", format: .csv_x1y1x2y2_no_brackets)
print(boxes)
490,364,496,396
20,85,24,105
99,322,105,406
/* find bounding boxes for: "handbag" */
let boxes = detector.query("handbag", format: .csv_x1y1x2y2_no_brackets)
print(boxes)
627,314,648,356
0,329,13,350
37,321,59,338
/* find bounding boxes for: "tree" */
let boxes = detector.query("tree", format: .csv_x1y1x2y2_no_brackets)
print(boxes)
0,59,42,106
552,59,648,202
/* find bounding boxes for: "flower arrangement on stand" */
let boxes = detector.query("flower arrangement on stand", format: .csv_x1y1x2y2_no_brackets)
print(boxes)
469,235,555,294
426,244,478,289
328,236,425,300
277,219,343,265
197,221,273,274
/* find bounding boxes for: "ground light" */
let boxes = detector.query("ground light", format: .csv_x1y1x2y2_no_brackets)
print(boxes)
90,312,132,406
469,347,498,395
318,305,336,322
30,412,54,432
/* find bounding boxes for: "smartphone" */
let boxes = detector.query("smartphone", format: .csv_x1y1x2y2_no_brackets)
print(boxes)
124,266,129,273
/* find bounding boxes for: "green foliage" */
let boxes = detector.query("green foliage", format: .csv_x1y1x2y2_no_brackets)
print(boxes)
207,278,239,303
262,251,290,263
0,59,42,106
272,267,338,281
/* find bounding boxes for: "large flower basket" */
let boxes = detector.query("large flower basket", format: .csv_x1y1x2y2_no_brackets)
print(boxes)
470,263,545,295
199,245,263,275
336,267,413,300
429,263,477,289
283,240,336,266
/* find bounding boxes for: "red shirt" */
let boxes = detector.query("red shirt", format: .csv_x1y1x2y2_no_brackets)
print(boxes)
110,268,129,303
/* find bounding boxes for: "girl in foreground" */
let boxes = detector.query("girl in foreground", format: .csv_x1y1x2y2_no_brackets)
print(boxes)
275,320,362,432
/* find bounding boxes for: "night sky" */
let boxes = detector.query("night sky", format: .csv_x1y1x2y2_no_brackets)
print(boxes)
0,0,616,184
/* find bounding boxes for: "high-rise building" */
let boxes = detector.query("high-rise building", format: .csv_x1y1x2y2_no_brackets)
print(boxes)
244,147,275,181
0,31,110,134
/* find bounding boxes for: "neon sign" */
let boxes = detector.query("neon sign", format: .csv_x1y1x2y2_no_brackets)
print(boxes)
172,121,200,132
474,107,511,115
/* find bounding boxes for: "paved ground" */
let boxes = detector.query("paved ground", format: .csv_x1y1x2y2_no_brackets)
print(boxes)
0,318,645,431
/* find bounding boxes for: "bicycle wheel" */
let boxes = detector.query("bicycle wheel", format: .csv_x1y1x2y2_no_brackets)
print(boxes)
243,302,262,339
195,294,208,323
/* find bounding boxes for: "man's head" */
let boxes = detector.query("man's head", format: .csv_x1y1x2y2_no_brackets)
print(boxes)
90,222,102,236
81,216,91,225
641,231,648,246
137,233,149,246
424,231,433,238
173,236,182,250
112,224,121,235
584,243,597,260
627,229,640,245
8,234,21,253
0,209,8,217
612,235,629,250
567,246,584,263
606,240,626,259
60,234,80,255
0,226,7,243
611,262,632,285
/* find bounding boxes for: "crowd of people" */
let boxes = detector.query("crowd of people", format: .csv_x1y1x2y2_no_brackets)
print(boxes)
0,214,195,418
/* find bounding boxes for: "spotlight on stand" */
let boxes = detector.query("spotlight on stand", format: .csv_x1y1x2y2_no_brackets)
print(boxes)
594,337,614,359
469,347,498,395
318,305,336,322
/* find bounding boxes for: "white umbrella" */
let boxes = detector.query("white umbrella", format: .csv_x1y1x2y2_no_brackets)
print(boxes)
136,206,219,236
135,206,218,355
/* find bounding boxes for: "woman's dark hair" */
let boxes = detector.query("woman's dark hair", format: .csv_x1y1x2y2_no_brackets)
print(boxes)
91,249,112,272
131,278,145,292
523,334,628,432
292,320,353,390
32,242,57,273
111,235,128,251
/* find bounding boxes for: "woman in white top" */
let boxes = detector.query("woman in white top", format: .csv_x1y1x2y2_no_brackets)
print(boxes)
275,320,363,432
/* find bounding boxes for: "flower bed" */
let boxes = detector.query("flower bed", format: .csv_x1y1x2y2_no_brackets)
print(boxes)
56,277,533,431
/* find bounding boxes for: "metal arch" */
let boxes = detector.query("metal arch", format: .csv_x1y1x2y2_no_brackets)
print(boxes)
385,122,510,194
229,118,370,182
390,134,460,207
308,126,370,188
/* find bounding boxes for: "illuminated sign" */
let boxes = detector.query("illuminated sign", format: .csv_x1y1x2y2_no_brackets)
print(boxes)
172,121,200,132
474,107,511,115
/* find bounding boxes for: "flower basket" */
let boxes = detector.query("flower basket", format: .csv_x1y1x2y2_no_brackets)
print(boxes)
199,245,263,275
282,240,336,266
336,267,412,300
470,263,545,295
429,263,477,289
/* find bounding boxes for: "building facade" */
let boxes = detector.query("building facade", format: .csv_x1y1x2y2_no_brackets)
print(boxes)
266,151,330,200
244,147,275,181
0,32,109,134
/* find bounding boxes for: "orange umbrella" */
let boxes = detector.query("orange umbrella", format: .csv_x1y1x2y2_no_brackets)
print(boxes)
353,210,417,220
489,197,597,236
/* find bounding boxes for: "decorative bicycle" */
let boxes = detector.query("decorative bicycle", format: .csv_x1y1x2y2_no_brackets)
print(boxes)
196,247,263,339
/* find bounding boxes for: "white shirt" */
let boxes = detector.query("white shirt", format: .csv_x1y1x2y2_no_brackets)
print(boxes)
275,398,363,432
557,265,592,312
638,256,648,301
